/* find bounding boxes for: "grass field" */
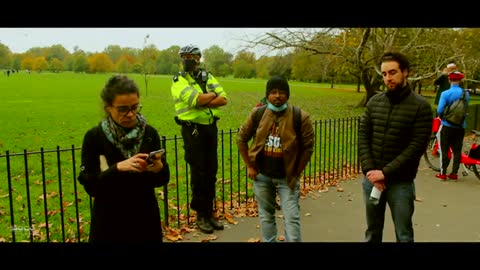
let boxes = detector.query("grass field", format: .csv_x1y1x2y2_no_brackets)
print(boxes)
0,72,368,153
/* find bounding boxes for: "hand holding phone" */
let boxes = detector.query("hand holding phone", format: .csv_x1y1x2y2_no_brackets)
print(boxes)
146,149,165,163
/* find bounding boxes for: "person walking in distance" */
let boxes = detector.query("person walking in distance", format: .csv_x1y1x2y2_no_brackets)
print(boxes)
435,71,470,181
170,44,228,234
434,63,457,106
78,75,170,244
237,75,314,242
358,51,433,242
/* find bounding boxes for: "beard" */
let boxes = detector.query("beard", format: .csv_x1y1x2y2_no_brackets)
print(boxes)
386,79,405,91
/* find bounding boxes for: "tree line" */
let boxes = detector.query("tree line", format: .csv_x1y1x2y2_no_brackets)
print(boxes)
1,28,479,105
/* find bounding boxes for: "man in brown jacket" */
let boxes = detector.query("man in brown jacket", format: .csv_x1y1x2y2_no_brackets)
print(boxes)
237,75,314,242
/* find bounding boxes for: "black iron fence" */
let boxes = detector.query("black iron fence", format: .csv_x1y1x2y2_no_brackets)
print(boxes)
0,117,361,242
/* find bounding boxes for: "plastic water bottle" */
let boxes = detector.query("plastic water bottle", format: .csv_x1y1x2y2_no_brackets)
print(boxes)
369,186,382,205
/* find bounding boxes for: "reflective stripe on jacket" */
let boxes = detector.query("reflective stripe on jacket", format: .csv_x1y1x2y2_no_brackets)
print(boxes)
170,71,226,125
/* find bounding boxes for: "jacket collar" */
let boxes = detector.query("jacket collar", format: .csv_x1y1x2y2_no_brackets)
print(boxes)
385,84,411,104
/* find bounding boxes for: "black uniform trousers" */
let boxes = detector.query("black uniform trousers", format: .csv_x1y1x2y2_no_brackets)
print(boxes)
180,122,218,215
439,125,465,175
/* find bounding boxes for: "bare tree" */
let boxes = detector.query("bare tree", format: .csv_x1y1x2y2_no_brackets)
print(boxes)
245,28,464,107
141,34,150,96
140,34,158,96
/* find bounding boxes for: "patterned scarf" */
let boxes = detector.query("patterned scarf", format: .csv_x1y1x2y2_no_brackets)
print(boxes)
101,114,147,159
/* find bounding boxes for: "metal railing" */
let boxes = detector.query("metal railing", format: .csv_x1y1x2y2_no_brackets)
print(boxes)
0,117,361,242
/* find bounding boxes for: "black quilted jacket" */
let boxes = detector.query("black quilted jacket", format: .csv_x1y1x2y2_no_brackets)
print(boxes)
358,85,433,183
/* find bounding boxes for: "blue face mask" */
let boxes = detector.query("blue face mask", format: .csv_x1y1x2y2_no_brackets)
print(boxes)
267,101,288,112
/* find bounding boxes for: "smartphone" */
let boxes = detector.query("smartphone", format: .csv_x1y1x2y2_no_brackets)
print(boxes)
146,149,165,163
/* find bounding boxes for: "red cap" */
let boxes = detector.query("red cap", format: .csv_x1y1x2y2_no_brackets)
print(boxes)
448,71,464,80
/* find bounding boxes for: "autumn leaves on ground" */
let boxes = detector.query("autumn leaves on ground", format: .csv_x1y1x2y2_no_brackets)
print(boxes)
163,166,358,242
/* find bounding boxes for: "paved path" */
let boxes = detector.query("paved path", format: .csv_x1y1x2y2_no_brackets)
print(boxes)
175,159,480,242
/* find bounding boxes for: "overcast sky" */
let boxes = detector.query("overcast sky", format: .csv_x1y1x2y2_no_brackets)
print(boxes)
0,28,284,56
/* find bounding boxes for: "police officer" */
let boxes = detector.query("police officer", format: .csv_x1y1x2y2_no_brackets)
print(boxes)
170,44,228,234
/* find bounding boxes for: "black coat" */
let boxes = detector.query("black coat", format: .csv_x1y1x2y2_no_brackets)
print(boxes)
78,123,170,243
358,85,433,184
434,74,450,105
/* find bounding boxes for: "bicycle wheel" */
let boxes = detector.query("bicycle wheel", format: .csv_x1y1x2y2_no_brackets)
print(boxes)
470,164,480,181
424,135,441,171
464,133,480,181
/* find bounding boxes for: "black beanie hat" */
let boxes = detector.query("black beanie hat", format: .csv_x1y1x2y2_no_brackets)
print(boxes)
266,75,290,98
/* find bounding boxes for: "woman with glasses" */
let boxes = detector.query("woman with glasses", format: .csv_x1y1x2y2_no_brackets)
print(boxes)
78,75,170,244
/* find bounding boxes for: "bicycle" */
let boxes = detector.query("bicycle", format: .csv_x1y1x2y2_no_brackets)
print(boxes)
423,117,480,180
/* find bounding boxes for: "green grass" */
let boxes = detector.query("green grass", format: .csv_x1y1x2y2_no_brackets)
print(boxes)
0,72,367,153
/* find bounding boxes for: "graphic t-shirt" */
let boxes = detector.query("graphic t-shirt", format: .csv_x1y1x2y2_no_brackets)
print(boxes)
259,121,286,178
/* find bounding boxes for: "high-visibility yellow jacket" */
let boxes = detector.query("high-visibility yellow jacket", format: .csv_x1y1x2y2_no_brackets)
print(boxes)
170,70,227,125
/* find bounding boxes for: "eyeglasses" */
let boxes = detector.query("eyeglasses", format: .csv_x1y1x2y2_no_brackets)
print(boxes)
112,104,142,116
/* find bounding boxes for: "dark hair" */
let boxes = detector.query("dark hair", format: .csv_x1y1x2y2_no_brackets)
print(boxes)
379,51,410,73
101,75,140,107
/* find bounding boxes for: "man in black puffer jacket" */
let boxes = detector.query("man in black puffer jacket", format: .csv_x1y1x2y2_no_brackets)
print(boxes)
358,51,433,242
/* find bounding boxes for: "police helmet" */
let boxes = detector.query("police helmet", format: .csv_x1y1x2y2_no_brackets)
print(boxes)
179,44,202,57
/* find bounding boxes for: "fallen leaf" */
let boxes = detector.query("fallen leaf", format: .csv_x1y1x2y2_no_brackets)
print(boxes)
247,238,260,242
277,235,285,241
47,210,58,217
224,212,238,224
200,234,218,242
63,201,73,207
165,234,183,242
206,235,217,241
180,226,196,233
305,213,311,217
319,186,329,193
337,187,344,192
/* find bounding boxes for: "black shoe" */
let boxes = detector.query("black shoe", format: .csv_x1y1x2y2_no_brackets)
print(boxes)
208,216,224,230
196,215,214,234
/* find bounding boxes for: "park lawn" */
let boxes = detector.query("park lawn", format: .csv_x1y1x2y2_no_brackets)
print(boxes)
0,72,367,153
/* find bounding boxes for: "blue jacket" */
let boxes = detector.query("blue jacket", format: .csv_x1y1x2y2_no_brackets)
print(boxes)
437,84,470,128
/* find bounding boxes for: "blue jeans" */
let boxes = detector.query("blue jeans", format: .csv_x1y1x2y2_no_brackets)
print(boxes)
254,173,301,242
362,176,415,242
